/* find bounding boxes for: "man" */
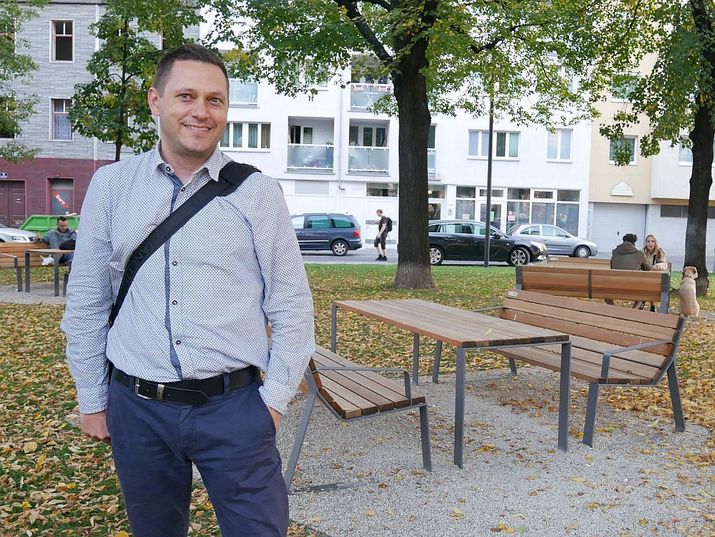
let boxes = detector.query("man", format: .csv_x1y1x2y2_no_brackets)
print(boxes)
374,208,389,261
35,216,76,265
610,233,648,270
61,44,315,537
608,233,649,308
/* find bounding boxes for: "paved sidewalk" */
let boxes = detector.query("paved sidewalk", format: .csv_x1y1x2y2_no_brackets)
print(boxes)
0,283,67,305
277,368,713,537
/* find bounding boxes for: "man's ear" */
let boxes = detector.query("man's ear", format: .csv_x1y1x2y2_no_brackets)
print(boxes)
148,87,161,117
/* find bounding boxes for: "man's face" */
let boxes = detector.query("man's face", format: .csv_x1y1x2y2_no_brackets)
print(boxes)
148,60,228,165
57,221,68,232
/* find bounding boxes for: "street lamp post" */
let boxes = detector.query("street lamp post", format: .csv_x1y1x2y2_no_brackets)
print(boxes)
483,93,494,268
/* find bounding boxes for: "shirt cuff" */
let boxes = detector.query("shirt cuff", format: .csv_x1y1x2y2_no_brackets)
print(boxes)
76,383,109,414
258,378,297,415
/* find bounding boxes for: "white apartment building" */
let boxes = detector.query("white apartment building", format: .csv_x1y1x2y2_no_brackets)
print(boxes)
220,74,593,243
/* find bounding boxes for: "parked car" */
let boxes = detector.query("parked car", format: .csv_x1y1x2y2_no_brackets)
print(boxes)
428,220,547,265
291,213,363,256
0,225,37,243
507,223,598,258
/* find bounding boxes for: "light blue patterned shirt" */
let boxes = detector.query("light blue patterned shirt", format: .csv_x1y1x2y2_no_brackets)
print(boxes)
61,146,315,414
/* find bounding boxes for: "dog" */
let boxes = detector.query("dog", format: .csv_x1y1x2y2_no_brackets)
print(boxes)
678,266,700,317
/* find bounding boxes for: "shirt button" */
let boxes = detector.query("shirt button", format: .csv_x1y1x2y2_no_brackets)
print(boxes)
175,340,181,345
172,260,178,266
180,187,186,192
171,300,178,305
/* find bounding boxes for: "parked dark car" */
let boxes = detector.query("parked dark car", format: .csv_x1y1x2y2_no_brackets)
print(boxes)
291,213,363,256
508,223,598,258
428,220,547,266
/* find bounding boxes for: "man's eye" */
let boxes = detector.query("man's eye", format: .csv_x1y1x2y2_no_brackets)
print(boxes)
179,94,191,100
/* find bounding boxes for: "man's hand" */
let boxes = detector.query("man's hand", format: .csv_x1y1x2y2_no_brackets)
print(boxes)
267,406,282,430
79,411,111,444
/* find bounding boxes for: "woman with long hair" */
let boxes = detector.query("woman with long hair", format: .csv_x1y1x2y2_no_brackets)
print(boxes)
642,234,668,271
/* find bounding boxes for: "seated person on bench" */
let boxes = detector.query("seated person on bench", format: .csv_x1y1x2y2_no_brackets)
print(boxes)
35,216,76,266
608,233,649,309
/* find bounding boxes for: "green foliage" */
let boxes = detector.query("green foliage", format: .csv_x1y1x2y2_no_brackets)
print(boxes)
0,0,45,162
70,0,203,159
599,1,715,164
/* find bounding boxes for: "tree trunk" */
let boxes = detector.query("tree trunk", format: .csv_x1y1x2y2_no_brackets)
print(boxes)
392,50,435,289
685,103,713,296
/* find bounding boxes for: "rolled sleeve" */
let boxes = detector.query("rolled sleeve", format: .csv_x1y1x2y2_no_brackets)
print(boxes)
60,171,114,413
249,178,315,414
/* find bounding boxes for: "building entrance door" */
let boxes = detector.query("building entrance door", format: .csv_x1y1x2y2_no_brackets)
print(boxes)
479,201,506,232
0,181,26,227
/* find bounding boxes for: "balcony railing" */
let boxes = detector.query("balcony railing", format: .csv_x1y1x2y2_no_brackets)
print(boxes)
350,83,391,110
428,148,436,174
229,81,258,105
287,144,334,171
347,146,389,174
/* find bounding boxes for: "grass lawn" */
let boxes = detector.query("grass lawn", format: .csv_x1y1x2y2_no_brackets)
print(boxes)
0,264,712,535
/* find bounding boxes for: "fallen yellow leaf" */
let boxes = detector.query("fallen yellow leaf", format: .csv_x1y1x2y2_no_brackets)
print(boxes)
23,441,38,453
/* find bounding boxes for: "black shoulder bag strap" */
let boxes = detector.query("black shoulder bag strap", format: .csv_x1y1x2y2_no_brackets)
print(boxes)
108,161,259,327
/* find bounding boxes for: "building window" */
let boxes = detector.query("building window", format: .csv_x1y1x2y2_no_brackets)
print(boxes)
52,20,73,62
456,186,476,220
228,79,258,106
349,125,387,147
220,122,270,149
611,73,638,102
678,144,693,164
468,130,519,158
505,188,580,233
547,129,572,161
0,21,15,52
49,178,74,214
366,182,398,197
294,180,329,196
290,125,313,144
609,136,636,164
0,97,18,138
51,99,72,140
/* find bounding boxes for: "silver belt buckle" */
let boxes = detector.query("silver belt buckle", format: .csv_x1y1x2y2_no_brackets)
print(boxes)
134,379,162,400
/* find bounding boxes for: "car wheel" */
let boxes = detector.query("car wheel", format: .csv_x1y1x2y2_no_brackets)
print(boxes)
508,247,530,266
429,246,444,265
331,239,349,256
574,245,591,258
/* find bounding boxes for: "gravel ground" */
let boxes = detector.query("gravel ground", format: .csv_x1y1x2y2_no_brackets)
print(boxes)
277,369,713,537
4,284,711,536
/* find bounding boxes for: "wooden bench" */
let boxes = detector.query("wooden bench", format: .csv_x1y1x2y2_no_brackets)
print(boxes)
516,264,671,312
0,242,50,291
283,345,431,488
490,289,686,446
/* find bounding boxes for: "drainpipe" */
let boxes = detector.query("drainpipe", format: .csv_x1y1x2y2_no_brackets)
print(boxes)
336,75,345,201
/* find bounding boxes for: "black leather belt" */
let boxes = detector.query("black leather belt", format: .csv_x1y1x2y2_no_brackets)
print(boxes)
112,365,260,405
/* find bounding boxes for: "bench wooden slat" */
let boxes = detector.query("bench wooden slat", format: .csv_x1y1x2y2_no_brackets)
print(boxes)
316,374,378,418
313,353,407,409
313,347,424,406
571,336,669,370
509,289,680,329
496,346,653,384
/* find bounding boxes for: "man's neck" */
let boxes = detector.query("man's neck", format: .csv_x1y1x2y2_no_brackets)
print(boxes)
159,146,211,184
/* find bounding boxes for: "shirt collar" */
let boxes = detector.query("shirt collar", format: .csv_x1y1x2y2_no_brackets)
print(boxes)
152,144,224,182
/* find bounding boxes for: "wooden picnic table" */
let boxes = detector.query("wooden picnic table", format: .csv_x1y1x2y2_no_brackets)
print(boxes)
331,298,571,467
24,248,74,297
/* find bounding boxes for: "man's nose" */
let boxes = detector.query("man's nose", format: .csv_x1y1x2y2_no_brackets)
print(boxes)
191,99,209,118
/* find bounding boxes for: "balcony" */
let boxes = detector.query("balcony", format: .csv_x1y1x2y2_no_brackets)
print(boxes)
287,144,334,172
428,148,436,175
350,83,391,110
348,146,389,174
229,80,258,106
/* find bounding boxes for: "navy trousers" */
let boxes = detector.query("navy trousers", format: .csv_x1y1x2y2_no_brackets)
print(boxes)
107,376,288,537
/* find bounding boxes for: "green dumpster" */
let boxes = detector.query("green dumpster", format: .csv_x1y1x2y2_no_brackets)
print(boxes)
20,215,80,236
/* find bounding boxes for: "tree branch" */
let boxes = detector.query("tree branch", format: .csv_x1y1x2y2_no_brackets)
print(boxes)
333,0,393,63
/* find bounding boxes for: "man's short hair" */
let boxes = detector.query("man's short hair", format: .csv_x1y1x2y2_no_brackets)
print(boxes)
153,43,229,94
57,216,68,223
623,233,638,244
376,209,383,215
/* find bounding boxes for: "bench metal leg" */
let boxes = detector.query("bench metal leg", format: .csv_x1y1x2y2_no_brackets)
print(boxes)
418,405,432,471
558,342,571,452
24,251,30,293
330,304,338,352
15,264,22,292
432,341,442,384
583,383,599,447
508,358,517,376
53,255,60,296
412,333,420,386
454,348,466,468
283,391,318,490
666,362,685,432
